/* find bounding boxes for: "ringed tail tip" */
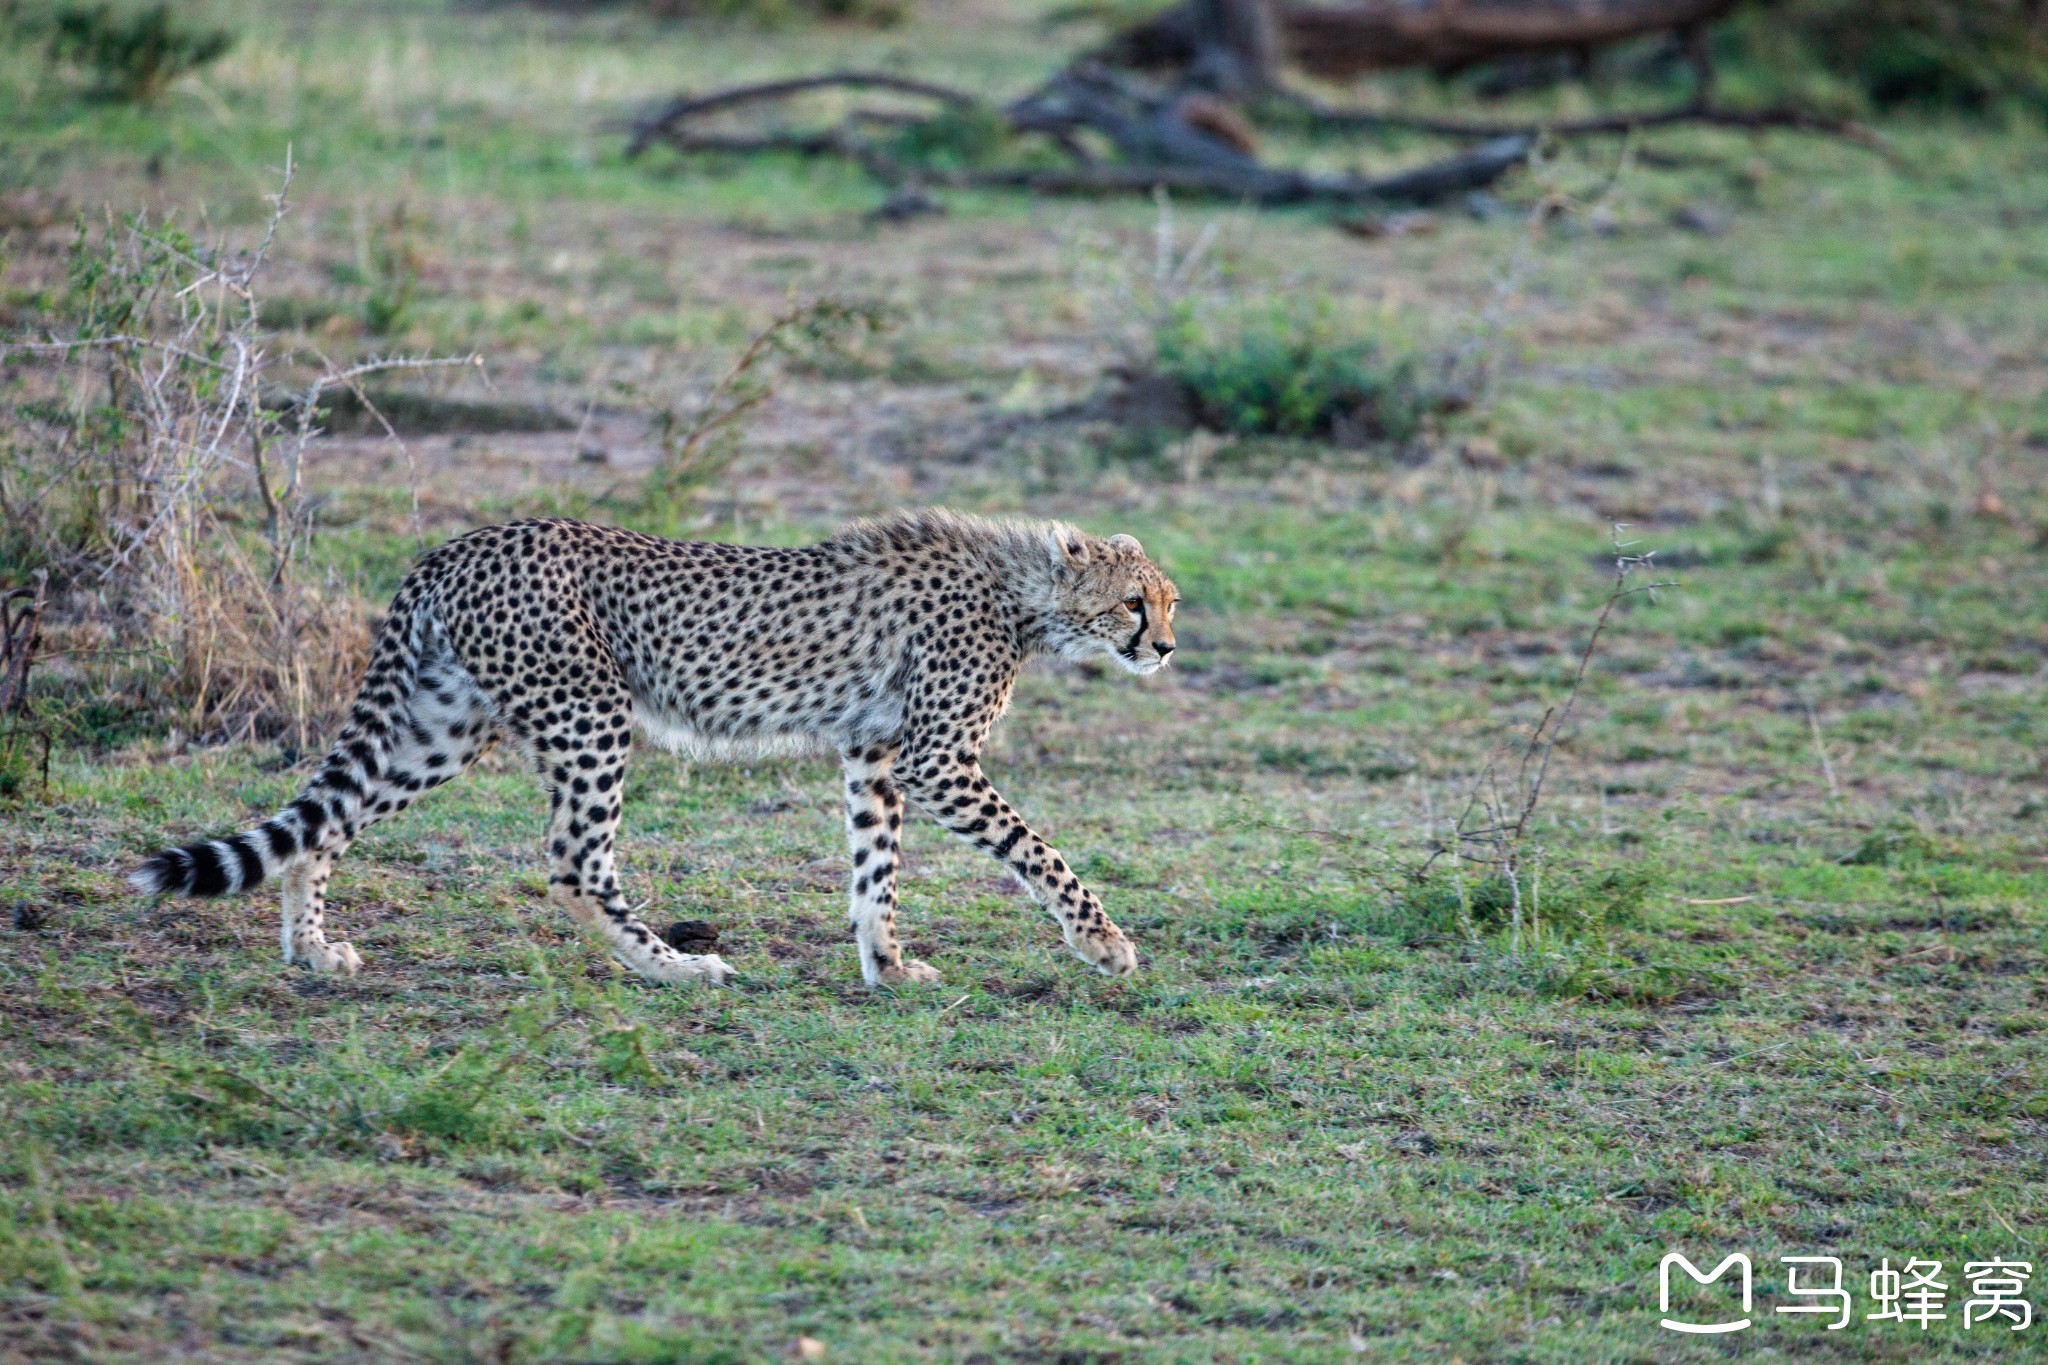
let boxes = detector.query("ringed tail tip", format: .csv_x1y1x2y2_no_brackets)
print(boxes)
128,839,265,899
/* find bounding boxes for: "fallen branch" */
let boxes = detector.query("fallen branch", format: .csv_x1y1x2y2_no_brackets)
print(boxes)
942,131,1533,204
628,62,1536,207
626,70,978,159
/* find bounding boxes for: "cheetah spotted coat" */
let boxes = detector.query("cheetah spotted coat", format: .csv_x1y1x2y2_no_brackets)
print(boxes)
132,511,1180,986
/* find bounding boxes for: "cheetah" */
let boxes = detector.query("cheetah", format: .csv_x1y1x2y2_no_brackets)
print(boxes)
131,512,1180,987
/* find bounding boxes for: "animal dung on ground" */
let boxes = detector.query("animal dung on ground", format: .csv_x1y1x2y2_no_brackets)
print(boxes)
664,919,723,954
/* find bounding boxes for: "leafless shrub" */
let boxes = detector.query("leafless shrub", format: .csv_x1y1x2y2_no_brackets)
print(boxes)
0,153,477,749
1423,528,1677,953
1262,527,1676,958
630,296,889,519
1071,188,1229,379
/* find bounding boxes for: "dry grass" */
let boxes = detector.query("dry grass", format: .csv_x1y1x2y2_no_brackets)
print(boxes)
163,549,374,750
1,160,474,746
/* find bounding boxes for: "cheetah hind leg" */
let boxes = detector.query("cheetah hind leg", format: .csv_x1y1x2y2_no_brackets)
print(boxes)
276,652,500,977
546,882,736,985
533,685,734,986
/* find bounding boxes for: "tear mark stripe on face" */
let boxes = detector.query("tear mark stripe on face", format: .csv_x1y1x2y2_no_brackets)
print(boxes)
1122,601,1149,659
128,509,1172,989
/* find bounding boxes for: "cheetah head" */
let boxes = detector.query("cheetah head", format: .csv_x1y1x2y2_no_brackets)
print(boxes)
1045,529,1180,675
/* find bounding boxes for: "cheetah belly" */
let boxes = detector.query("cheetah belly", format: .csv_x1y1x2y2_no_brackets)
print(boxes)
631,705,829,762
630,689,905,764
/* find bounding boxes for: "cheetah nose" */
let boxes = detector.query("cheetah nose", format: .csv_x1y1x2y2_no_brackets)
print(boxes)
1155,641,1175,657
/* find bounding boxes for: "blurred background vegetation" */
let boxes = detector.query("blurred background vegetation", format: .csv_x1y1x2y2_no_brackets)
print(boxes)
2,0,2046,1361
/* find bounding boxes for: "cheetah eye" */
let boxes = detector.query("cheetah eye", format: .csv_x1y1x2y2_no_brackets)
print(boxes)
1123,597,1143,611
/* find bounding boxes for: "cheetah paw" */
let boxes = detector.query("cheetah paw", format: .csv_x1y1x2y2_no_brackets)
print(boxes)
305,941,364,976
1076,931,1137,977
692,953,738,986
879,959,942,985
641,951,737,986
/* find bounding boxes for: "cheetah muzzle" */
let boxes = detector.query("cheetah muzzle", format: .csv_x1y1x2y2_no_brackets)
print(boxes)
130,511,1180,990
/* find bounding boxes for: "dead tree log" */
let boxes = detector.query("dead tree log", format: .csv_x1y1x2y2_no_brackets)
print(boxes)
1106,0,1739,83
1008,62,1274,173
1099,0,1884,153
626,64,1536,205
1276,85,1890,151
1281,0,1738,80
626,63,1540,205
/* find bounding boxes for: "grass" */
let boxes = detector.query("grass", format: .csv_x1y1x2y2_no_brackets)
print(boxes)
4,1,2048,1360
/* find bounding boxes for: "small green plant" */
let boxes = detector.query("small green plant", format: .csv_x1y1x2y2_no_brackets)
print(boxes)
44,3,235,103
1276,530,1679,970
1725,0,2048,112
143,970,564,1155
1554,945,1739,1008
161,1022,546,1152
1394,861,1662,942
1839,824,1956,867
1154,298,1440,444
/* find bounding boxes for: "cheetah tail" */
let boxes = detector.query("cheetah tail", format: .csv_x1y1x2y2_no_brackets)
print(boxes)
125,799,333,899
128,582,437,901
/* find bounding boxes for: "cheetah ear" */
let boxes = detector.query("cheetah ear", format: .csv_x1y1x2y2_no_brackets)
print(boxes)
1106,533,1144,558
1046,527,1088,574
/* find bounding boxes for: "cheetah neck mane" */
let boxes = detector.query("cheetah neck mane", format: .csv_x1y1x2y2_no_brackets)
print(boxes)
823,508,1078,652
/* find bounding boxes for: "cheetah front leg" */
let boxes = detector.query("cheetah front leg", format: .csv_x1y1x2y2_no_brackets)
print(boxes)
841,746,939,986
900,751,1136,978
